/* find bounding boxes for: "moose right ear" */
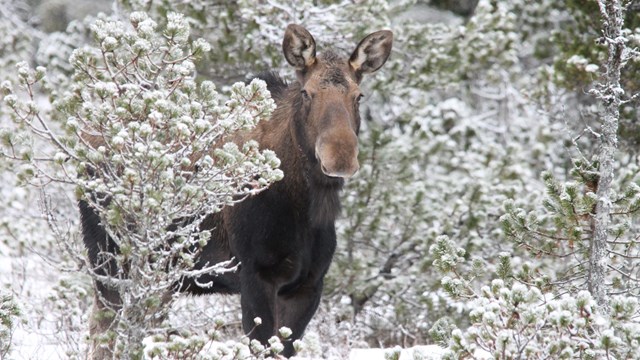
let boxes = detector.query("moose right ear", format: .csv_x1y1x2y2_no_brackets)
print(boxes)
283,24,317,70
349,30,393,81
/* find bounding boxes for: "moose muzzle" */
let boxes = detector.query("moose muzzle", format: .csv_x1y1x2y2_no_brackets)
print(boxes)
315,129,359,178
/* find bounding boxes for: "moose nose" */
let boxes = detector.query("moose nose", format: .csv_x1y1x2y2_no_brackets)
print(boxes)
320,162,359,178
316,136,359,179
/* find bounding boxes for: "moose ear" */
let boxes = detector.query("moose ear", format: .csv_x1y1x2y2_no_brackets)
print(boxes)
349,30,393,79
283,24,317,70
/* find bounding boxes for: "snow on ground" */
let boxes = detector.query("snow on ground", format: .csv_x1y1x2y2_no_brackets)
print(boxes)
2,243,455,359
1,240,66,359
144,338,448,360
349,346,446,360
0,194,460,359
2,228,453,359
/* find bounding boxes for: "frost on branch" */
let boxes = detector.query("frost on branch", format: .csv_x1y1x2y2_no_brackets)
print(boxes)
0,290,21,358
0,10,282,358
143,323,296,359
440,280,640,359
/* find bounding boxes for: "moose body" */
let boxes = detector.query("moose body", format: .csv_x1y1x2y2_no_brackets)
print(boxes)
81,24,392,358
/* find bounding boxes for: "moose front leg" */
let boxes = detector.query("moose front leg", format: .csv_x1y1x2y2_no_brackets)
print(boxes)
276,278,324,357
240,276,323,357
240,262,323,357
239,266,280,349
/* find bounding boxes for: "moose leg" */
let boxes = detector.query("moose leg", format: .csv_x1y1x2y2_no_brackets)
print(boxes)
80,200,122,359
276,279,324,357
88,285,120,360
240,269,323,358
275,228,335,357
239,267,279,347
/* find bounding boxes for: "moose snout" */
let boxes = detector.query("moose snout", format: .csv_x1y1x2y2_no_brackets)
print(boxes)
315,134,359,178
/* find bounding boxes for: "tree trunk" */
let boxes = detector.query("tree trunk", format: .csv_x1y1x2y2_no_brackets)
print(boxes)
590,0,626,311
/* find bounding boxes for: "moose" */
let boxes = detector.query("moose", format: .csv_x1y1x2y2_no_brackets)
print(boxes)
81,24,393,357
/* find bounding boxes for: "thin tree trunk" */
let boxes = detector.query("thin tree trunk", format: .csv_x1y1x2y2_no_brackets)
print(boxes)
590,0,626,311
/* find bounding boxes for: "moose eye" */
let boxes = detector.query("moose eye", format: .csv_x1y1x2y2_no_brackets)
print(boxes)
301,90,311,100
357,94,364,103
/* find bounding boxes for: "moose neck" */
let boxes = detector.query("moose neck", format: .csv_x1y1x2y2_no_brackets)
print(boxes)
282,83,344,228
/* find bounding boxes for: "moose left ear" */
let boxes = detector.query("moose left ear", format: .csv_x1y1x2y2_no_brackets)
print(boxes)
283,24,317,71
349,30,393,80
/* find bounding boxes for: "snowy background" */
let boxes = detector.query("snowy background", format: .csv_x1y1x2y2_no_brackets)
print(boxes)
1,0,640,359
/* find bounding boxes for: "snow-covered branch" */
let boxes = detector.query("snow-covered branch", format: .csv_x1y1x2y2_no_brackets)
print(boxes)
1,10,283,358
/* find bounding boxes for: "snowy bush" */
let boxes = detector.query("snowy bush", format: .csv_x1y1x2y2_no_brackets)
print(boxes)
429,2,640,357
1,10,282,358
0,1,37,78
438,280,640,359
0,290,21,358
3,0,640,356
143,324,299,359
496,0,640,311
500,167,640,300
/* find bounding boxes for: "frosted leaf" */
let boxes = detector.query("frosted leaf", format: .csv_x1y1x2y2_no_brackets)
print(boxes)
148,110,164,124
482,311,497,325
34,67,46,81
278,326,292,338
491,279,505,291
250,339,265,353
101,37,118,51
137,18,158,37
270,341,284,354
585,64,599,73
134,142,147,153
16,61,30,78
139,123,152,136
178,60,195,76
166,12,190,43
53,152,67,164
267,335,279,345
129,11,149,27
192,38,211,54
1,80,12,92
132,39,152,54
194,119,209,133
3,94,17,107
94,82,118,98
510,283,527,304
175,123,191,137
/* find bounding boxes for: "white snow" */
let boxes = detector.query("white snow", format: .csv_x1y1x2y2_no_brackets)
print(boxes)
349,346,447,360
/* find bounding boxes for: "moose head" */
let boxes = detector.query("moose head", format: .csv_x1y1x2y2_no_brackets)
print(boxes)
282,24,393,179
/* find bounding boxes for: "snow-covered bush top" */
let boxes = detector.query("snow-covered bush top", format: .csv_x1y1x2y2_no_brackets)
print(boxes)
1,10,283,358
438,280,640,359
